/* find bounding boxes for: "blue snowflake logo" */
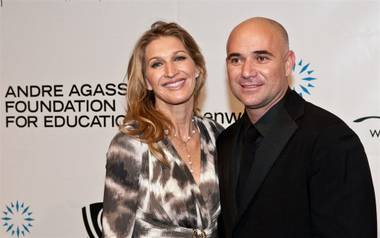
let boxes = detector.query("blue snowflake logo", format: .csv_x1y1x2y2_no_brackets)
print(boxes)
1,201,34,237
291,58,317,97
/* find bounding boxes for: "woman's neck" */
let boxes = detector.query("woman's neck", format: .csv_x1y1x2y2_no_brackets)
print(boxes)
156,101,195,139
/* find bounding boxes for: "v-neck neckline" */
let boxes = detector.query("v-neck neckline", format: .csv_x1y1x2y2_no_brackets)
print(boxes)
165,118,204,188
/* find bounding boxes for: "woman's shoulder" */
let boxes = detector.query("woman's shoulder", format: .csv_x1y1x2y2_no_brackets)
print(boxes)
109,130,143,147
195,116,224,146
106,130,148,163
196,116,224,134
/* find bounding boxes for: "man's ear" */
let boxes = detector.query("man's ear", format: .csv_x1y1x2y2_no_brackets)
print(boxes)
285,50,295,77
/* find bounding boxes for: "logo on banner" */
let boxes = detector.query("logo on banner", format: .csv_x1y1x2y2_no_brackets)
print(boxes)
203,111,243,126
82,202,103,238
353,116,380,138
291,58,317,97
4,83,127,128
1,201,34,238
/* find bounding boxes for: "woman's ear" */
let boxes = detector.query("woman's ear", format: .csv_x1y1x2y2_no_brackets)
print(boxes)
195,68,200,79
145,78,153,90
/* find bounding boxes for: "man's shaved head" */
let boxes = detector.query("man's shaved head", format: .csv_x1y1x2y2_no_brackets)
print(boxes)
227,17,289,53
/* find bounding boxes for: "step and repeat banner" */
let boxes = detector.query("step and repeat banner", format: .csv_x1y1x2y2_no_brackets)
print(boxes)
1,1,379,237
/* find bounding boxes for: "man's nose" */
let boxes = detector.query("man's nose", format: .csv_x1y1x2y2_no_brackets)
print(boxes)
242,59,257,78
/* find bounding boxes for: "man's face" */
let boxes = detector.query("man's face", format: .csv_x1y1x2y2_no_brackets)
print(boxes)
226,22,294,113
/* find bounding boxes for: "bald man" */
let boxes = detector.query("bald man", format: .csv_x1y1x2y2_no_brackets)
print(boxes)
217,17,377,238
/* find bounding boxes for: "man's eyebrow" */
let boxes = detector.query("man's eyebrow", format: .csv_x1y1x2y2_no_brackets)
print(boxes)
226,53,241,60
253,50,274,56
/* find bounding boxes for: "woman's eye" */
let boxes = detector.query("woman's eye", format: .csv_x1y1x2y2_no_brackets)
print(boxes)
151,62,162,68
175,55,187,61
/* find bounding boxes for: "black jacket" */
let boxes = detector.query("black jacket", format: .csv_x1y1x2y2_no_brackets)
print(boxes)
217,90,377,238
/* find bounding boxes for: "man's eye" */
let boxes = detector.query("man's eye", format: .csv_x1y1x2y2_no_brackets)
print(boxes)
229,57,241,65
256,56,269,63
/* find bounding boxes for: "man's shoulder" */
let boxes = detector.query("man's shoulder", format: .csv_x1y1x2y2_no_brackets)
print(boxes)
284,90,356,139
302,100,346,127
294,99,359,143
286,90,345,125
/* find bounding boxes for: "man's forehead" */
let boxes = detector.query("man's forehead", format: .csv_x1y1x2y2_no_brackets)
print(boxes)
228,30,276,49
227,22,287,54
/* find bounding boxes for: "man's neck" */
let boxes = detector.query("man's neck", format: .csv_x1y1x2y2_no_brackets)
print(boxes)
246,90,288,124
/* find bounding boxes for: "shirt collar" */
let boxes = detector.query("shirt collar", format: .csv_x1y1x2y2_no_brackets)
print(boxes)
242,95,287,138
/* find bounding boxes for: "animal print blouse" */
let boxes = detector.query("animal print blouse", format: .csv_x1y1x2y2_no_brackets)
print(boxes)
102,117,223,238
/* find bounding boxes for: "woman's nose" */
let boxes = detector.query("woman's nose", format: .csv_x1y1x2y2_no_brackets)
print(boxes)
164,62,178,78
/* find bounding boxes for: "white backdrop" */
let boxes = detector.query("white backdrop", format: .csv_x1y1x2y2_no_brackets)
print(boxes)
1,0,379,237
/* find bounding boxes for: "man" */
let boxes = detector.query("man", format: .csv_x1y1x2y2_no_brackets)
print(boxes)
217,17,377,238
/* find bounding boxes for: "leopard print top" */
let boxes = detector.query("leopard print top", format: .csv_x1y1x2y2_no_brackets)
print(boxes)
102,117,223,238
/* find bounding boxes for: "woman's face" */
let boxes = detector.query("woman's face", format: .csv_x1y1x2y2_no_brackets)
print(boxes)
144,36,199,109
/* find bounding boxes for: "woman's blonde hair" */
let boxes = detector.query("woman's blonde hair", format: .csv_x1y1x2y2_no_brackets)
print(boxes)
121,21,206,163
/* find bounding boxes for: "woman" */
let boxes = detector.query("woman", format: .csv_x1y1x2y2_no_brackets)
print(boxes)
102,21,223,238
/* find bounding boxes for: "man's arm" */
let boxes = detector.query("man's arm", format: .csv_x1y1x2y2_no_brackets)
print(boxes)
309,123,377,237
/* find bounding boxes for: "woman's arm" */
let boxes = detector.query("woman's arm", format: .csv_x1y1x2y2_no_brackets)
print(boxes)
102,133,144,238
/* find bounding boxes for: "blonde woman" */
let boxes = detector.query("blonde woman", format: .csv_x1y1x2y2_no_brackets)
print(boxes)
102,21,223,238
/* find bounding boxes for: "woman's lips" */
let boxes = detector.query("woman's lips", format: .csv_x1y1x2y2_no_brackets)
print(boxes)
162,78,186,89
